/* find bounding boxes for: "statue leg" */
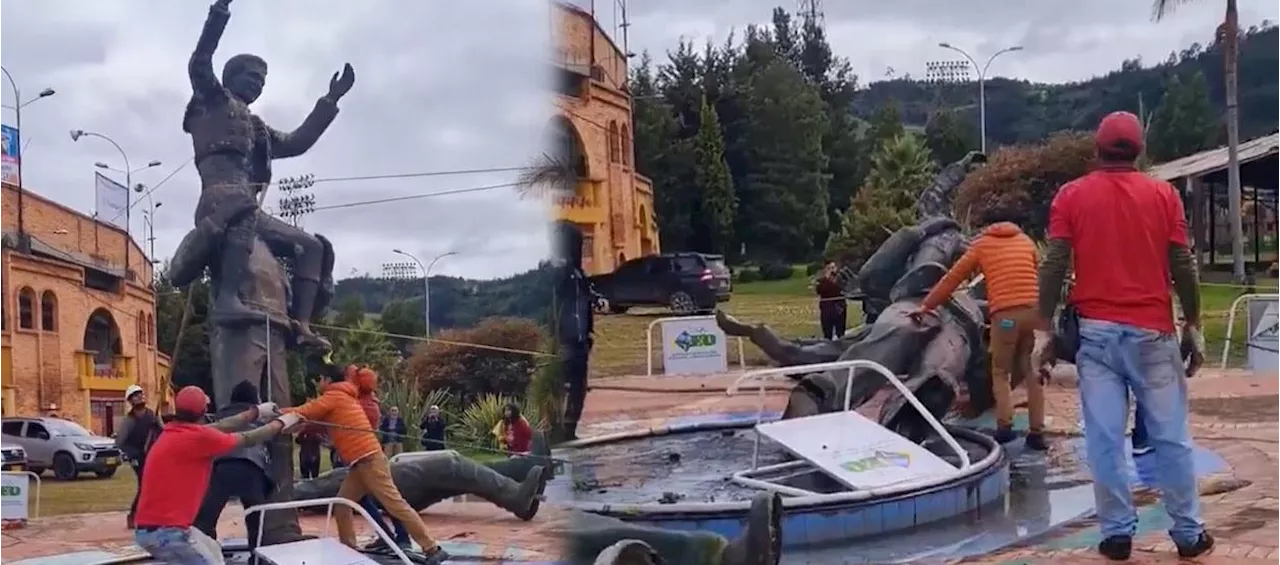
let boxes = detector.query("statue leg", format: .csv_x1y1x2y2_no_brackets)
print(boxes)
209,209,267,325
385,450,547,520
714,311,836,367
561,492,781,565
209,323,305,544
256,212,330,349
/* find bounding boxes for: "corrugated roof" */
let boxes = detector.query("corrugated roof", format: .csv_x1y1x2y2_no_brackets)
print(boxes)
1148,133,1279,181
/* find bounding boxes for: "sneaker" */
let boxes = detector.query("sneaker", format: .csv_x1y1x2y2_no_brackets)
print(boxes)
1097,535,1132,561
1024,433,1050,452
421,545,452,565
993,427,1018,444
1176,532,1215,558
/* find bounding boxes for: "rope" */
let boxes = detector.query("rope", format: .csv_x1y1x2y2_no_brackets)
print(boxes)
302,419,570,465
312,323,552,357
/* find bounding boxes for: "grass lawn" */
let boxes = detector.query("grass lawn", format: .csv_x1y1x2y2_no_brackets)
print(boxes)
37,445,504,517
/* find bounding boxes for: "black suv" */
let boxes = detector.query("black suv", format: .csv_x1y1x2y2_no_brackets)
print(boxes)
590,253,732,315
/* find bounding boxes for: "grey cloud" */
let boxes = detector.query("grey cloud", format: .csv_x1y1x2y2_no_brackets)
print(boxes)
2,0,556,281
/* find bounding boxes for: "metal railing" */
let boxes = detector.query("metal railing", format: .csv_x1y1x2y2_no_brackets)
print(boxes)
1220,292,1277,368
244,497,413,564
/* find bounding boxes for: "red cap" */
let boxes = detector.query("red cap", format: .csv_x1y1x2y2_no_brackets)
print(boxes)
174,386,210,415
1095,111,1144,156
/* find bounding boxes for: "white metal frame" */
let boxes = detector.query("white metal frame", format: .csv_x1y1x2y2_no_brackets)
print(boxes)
0,470,41,519
724,359,971,496
1220,293,1276,369
646,315,746,376
245,497,413,564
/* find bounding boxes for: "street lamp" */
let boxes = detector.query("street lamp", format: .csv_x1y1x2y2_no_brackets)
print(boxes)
1,66,56,243
936,43,1023,153
385,249,458,338
71,129,161,271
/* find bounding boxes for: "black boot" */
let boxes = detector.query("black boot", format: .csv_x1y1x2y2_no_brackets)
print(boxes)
210,226,265,325
1024,432,1050,451
1097,535,1132,561
719,492,782,565
1176,532,1214,558
290,277,332,349
508,466,548,521
993,426,1018,444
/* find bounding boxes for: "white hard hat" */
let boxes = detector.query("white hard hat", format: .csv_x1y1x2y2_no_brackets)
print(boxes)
125,384,144,401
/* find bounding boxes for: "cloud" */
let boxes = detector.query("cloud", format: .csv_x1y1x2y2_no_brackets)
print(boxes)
2,0,558,280
593,0,1278,84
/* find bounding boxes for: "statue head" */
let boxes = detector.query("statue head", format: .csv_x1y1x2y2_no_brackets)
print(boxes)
222,54,268,104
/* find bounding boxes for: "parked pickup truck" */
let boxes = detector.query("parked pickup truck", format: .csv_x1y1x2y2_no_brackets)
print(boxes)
590,252,732,315
1,417,121,480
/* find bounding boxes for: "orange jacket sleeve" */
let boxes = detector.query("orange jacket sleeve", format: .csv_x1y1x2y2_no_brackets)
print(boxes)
284,391,337,421
919,245,982,312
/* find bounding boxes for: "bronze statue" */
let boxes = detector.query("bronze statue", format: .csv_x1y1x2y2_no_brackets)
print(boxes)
716,153,997,442
292,449,552,521
169,0,353,544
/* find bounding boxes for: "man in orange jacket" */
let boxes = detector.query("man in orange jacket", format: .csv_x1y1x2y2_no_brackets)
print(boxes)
909,212,1048,451
286,366,449,563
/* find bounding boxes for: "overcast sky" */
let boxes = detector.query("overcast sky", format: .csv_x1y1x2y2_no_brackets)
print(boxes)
596,0,1277,84
2,0,555,281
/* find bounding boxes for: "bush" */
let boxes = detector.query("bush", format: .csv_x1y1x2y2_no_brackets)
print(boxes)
805,262,824,276
758,262,795,281
825,133,935,266
406,317,546,404
378,377,455,450
736,268,762,283
952,132,1094,239
455,393,548,452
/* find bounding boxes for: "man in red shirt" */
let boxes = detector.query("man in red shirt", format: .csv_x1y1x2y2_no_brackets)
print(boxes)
133,386,299,564
1036,111,1211,561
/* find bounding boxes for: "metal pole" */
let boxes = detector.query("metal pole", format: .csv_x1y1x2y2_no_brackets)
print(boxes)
424,251,458,338
2,68,24,242
937,44,1021,154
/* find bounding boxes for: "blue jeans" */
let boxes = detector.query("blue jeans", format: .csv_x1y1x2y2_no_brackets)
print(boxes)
360,495,408,544
1076,318,1204,544
135,526,224,564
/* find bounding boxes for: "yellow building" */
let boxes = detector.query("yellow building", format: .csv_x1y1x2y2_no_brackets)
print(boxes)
1,182,170,436
553,2,660,275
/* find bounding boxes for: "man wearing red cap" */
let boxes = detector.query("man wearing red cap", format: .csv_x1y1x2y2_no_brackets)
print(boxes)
133,385,299,564
1037,111,1212,560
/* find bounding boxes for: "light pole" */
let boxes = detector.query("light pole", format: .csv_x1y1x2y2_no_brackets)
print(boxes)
384,249,457,338
139,198,162,265
71,129,160,273
1,66,56,244
936,43,1023,153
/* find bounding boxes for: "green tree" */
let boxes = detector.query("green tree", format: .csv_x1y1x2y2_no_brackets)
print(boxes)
692,94,737,256
737,56,829,261
330,318,401,378
925,107,979,165
826,134,935,266
379,298,426,354
1147,70,1216,162
155,268,212,396
331,293,366,327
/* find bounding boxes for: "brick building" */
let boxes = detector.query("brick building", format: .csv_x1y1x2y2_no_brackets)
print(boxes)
1,182,169,436
553,2,660,275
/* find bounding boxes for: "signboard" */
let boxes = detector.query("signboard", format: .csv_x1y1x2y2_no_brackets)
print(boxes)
94,172,130,230
1,124,18,185
1,472,28,525
756,411,956,491
255,537,380,565
1246,295,1279,372
659,318,728,375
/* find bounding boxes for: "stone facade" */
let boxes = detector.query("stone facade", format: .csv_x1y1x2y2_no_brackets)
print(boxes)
553,2,659,275
1,182,169,436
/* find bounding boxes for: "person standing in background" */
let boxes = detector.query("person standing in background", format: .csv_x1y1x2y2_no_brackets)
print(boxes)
419,405,447,451
295,424,325,479
552,221,594,442
117,384,163,530
379,405,406,457
814,261,848,340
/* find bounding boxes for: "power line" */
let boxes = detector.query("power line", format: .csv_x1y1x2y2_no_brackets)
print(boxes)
310,181,526,212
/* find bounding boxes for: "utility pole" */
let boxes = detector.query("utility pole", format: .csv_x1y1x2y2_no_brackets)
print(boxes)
933,43,1024,153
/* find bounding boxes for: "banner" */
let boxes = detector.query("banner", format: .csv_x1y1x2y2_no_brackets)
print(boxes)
659,318,728,375
0,472,28,524
94,172,130,230
1,125,18,185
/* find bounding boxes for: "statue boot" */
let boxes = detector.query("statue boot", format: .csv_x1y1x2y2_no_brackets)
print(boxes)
210,223,268,325
718,492,782,565
290,276,332,350
410,450,547,521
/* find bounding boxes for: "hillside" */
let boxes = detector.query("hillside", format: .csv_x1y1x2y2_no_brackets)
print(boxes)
853,25,1278,146
333,265,555,331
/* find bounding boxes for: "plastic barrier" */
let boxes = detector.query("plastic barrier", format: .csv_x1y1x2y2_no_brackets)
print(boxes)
0,470,41,521
646,315,746,376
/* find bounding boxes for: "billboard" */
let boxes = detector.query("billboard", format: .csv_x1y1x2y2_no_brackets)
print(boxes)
94,173,130,230
1,125,18,185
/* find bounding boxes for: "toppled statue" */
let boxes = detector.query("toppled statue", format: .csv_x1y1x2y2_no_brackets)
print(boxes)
567,492,782,565
292,441,553,521
717,152,999,442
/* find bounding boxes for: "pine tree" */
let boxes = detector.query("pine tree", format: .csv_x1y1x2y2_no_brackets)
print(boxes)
826,133,936,266
925,107,978,165
1147,70,1216,162
693,94,737,256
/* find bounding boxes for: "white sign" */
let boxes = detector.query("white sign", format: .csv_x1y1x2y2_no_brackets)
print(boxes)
255,537,380,565
659,318,728,375
1,473,28,521
756,411,956,491
1247,296,1279,372
94,172,130,230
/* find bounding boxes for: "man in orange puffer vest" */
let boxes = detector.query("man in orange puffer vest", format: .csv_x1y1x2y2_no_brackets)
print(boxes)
287,365,448,563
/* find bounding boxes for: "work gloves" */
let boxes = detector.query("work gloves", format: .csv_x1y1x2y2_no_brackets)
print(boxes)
254,402,281,422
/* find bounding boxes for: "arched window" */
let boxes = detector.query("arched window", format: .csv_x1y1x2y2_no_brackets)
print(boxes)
137,311,147,344
548,116,588,178
146,312,155,346
608,121,621,163
620,124,631,167
17,287,35,330
40,291,57,332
